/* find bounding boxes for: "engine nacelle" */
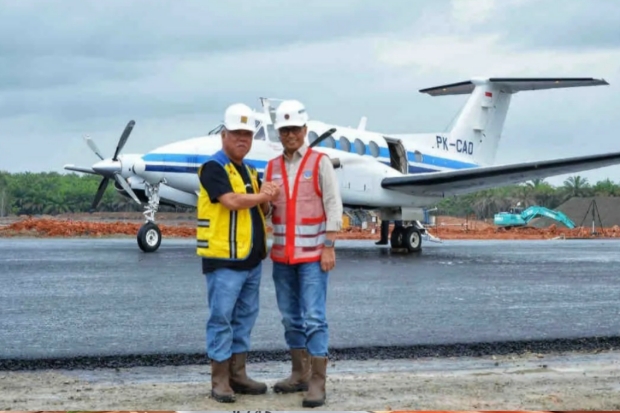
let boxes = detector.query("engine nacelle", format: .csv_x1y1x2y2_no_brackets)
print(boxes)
132,157,165,185
114,176,198,208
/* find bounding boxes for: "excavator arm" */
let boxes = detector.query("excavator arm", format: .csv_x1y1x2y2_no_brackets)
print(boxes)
520,206,576,228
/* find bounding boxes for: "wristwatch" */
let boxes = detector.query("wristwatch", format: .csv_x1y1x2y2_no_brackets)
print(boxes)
324,239,335,248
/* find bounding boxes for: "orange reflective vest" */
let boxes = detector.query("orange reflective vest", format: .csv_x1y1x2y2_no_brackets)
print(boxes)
266,149,327,264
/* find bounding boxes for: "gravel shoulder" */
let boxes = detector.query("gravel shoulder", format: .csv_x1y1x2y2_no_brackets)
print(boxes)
2,349,619,411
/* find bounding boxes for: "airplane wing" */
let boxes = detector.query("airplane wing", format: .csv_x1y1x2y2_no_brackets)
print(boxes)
381,150,620,197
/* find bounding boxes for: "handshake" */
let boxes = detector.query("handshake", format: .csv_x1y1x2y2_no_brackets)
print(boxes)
260,181,280,201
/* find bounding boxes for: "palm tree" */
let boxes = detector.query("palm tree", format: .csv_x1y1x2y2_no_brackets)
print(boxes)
526,178,558,207
592,178,619,196
562,175,591,200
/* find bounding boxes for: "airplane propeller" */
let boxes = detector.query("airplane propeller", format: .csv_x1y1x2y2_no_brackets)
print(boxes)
309,127,337,148
308,127,341,168
81,120,142,211
85,136,104,160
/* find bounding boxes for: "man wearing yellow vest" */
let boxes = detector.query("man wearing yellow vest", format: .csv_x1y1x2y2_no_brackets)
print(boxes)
196,102,279,403
264,99,343,408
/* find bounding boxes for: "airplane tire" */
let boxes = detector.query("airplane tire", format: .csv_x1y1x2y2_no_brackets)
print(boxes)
390,226,406,249
137,222,162,253
404,226,422,252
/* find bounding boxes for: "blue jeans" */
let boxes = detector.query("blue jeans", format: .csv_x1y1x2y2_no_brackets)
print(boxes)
272,261,329,357
204,263,262,362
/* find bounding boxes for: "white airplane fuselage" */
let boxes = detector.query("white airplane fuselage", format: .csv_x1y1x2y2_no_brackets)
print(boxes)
125,120,474,212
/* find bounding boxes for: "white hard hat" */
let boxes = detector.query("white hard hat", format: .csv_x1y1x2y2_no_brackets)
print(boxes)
224,103,257,133
274,99,308,130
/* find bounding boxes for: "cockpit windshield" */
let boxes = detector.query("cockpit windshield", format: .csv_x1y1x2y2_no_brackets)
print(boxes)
253,126,266,141
253,122,281,143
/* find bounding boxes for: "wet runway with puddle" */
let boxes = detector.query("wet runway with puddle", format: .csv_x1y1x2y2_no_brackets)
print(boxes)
1,237,619,369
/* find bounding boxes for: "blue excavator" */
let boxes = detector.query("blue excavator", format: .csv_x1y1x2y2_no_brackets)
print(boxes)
493,203,576,229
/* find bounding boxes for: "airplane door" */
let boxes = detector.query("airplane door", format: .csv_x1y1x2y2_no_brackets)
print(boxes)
383,137,408,174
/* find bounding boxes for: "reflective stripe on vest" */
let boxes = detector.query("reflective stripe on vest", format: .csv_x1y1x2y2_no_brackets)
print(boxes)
271,221,326,247
267,148,326,264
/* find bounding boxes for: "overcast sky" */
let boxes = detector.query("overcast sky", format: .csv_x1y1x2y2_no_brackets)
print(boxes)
1,0,619,186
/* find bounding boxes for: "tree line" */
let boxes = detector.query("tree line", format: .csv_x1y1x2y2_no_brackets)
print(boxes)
0,171,190,217
0,171,618,218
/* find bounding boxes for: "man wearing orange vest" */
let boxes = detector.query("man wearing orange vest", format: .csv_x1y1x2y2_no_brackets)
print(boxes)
264,99,343,408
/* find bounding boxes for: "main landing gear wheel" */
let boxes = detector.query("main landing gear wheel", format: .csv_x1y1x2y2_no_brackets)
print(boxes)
404,226,422,252
390,226,406,248
390,225,422,252
137,221,161,253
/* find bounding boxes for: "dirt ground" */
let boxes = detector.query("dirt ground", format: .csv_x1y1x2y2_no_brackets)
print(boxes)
1,349,619,411
2,213,619,240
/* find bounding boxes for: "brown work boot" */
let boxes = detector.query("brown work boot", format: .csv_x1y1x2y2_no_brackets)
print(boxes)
210,358,235,403
302,356,328,408
229,352,267,395
273,348,312,393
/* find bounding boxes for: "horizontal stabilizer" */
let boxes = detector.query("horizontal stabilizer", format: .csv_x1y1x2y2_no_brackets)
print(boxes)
419,77,609,96
381,150,620,197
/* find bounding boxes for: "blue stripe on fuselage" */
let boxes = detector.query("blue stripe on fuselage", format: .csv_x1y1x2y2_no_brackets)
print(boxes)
141,148,477,176
320,139,479,170
142,161,436,175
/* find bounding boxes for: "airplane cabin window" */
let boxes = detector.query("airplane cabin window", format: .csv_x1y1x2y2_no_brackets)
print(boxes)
308,131,319,146
369,140,380,157
414,150,423,163
354,138,366,155
339,136,351,152
324,136,336,148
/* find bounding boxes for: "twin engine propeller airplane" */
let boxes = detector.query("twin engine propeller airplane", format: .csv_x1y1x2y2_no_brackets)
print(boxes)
64,76,620,254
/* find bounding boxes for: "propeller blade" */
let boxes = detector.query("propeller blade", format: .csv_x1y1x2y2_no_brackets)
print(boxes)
91,177,110,211
113,173,142,205
309,127,337,148
84,135,104,160
113,120,135,161
64,164,98,175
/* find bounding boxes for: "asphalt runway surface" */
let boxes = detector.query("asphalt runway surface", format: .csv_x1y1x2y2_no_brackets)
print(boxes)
1,237,620,370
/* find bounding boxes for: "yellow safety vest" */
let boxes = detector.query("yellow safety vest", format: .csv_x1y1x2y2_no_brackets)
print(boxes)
196,149,266,260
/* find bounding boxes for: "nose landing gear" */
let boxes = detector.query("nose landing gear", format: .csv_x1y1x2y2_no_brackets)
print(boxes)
137,181,163,253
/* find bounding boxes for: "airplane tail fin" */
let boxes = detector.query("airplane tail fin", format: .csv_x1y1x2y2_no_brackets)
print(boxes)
357,116,367,131
420,77,609,166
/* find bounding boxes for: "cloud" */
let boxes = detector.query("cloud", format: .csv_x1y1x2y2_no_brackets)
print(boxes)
482,0,620,52
1,0,619,187
373,0,620,78
373,32,620,77
0,0,433,86
450,0,497,27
